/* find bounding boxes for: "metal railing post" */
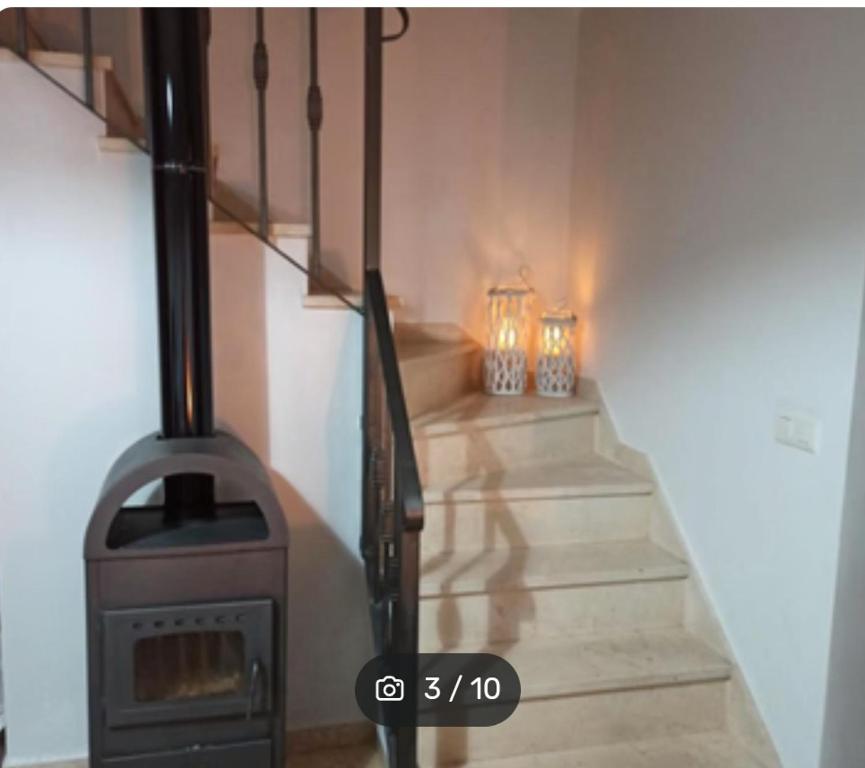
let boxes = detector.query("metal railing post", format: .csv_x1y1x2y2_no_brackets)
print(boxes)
82,8,94,109
363,8,383,273
361,8,383,590
16,9,28,58
307,9,323,279
253,8,269,238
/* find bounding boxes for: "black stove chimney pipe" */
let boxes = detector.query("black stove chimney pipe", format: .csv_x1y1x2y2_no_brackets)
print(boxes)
143,9,214,514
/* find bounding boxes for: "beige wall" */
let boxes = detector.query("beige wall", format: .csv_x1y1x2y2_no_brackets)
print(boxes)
569,10,865,768
309,8,582,340
381,8,580,340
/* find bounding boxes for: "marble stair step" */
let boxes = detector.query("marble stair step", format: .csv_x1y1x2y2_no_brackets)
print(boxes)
421,494,653,557
420,540,686,598
462,732,768,768
423,457,653,505
413,395,601,486
412,393,599,436
440,629,731,701
419,631,730,763
396,324,483,418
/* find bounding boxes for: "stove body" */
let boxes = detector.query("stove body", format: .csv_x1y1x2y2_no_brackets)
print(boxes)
85,435,288,768
85,10,288,767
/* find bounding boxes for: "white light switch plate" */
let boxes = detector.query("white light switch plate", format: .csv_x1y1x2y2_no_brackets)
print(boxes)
775,406,821,454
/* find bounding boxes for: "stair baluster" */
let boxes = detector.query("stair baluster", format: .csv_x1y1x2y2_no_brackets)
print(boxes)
253,8,269,239
307,9,323,279
81,9,93,109
15,8,27,58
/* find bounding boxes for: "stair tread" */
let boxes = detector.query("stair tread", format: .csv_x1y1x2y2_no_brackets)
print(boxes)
208,220,312,237
412,392,599,436
421,540,686,596
397,337,479,365
97,135,145,153
28,49,113,71
437,629,731,700
463,732,767,768
423,457,653,504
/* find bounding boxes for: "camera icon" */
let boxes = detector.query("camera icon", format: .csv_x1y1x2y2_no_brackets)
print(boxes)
375,675,405,702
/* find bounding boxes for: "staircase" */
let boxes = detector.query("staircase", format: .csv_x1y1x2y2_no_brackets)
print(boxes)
398,328,779,767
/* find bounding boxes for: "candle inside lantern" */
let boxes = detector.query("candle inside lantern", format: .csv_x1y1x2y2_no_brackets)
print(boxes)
542,324,566,356
485,281,532,395
498,321,518,350
537,309,577,397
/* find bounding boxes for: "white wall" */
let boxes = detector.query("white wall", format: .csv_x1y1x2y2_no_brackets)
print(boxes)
821,296,865,766
0,55,158,764
0,53,366,764
570,10,865,768
210,231,369,730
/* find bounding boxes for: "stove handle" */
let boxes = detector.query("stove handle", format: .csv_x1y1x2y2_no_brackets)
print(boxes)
246,658,262,720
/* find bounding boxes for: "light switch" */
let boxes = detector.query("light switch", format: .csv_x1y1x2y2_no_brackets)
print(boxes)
775,406,821,454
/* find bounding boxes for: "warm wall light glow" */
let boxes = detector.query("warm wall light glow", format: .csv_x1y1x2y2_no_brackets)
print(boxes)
537,309,577,397
485,282,532,395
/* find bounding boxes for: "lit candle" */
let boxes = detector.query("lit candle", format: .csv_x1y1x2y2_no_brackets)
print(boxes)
537,309,577,397
485,281,532,395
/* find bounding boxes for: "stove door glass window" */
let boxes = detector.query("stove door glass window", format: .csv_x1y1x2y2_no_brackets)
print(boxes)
134,630,246,702
102,599,273,728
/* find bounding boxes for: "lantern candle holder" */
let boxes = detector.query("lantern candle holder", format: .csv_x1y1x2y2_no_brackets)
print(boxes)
537,309,577,397
485,282,532,395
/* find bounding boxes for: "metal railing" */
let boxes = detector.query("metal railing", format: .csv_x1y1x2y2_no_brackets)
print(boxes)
362,267,423,767
5,7,359,312
360,10,421,767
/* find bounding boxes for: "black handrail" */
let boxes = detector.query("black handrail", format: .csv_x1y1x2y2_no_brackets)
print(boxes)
363,268,423,768
361,9,422,767
365,270,424,533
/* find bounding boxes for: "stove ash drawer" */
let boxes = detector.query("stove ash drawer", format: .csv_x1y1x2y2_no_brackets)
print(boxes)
103,739,272,767
102,599,274,728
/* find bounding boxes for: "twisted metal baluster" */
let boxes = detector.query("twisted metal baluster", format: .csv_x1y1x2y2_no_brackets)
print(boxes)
253,8,269,238
307,9,323,279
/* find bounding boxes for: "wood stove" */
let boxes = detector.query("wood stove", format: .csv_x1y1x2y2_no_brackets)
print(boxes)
84,11,287,768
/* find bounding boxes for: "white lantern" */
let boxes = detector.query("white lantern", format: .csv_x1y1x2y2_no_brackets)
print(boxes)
536,309,577,397
485,282,532,395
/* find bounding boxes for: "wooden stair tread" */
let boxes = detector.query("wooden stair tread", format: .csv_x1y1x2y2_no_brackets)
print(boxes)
209,220,312,238
28,49,113,71
302,292,403,310
97,135,145,153
412,392,599,436
422,457,653,504
397,337,479,365
463,732,767,768
438,629,730,701
420,539,687,597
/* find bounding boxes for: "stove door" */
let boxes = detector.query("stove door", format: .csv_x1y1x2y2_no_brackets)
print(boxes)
102,599,274,728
